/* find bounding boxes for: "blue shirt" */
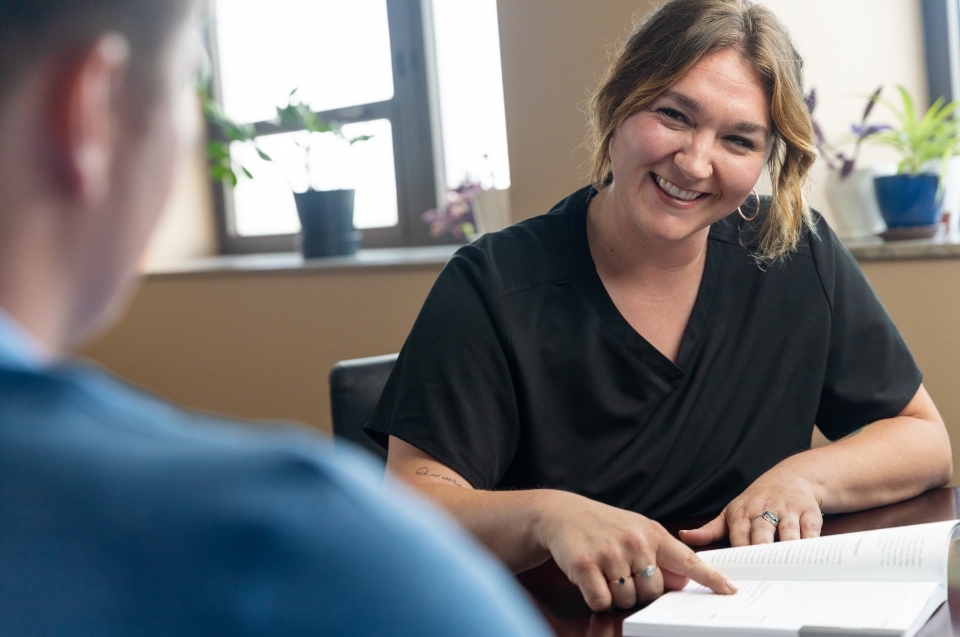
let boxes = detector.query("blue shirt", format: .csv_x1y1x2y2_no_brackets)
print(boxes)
0,310,551,636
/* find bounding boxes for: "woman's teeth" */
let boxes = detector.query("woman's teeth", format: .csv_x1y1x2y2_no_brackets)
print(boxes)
655,175,701,201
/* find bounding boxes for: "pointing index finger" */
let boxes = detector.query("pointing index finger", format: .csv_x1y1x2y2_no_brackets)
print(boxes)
657,536,738,595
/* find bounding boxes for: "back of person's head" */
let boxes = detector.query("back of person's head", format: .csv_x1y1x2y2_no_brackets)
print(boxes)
0,0,193,103
0,0,199,352
588,0,817,262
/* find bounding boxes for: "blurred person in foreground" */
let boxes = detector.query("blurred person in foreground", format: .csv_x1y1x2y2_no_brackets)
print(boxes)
0,1,555,634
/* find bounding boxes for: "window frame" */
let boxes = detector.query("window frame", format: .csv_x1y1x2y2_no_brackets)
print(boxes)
922,0,960,106
204,0,449,254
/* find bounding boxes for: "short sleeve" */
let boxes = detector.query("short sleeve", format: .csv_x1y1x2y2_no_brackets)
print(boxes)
812,221,922,440
365,245,520,490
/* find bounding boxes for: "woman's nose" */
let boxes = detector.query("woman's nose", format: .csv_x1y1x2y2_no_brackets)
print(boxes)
674,135,713,180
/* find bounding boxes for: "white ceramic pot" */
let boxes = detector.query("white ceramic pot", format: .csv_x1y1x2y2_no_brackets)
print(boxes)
823,168,887,240
471,188,512,234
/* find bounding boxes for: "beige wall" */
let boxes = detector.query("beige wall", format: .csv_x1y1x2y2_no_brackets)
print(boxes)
495,0,659,221
81,266,443,433
83,1,960,482
859,260,960,465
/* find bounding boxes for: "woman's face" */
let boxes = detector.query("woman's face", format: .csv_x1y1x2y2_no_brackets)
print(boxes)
607,47,773,246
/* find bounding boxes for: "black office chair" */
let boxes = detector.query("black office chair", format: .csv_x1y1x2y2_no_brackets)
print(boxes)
329,353,398,464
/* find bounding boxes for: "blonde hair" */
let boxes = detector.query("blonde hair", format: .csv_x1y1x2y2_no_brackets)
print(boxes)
588,0,817,262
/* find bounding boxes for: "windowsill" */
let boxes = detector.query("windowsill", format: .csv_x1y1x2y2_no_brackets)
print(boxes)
144,244,460,279
143,228,960,279
844,229,960,262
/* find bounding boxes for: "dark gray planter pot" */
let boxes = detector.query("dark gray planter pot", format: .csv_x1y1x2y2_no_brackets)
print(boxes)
294,189,362,258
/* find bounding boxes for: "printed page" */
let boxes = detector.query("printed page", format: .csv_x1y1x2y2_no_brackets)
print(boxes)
623,580,944,637
696,520,957,583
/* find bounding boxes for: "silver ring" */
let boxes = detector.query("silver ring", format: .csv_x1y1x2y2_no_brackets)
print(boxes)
752,510,780,527
638,565,656,578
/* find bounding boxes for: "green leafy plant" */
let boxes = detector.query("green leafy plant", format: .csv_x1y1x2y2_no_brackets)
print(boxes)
862,85,960,185
201,86,371,188
200,84,271,186
275,89,372,186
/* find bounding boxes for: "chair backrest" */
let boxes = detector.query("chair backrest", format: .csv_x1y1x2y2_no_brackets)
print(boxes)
329,353,398,463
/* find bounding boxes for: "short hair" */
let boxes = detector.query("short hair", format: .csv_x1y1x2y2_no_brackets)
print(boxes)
587,0,817,262
0,0,193,103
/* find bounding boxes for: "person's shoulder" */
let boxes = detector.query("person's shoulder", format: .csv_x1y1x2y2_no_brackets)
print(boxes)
453,186,597,296
0,363,551,635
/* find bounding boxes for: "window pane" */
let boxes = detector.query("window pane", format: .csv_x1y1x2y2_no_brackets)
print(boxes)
215,0,395,124
432,0,511,189
231,119,398,236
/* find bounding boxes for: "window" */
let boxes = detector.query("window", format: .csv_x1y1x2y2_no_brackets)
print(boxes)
204,0,510,253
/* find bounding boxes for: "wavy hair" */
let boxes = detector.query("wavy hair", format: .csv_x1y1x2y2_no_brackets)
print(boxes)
588,0,817,261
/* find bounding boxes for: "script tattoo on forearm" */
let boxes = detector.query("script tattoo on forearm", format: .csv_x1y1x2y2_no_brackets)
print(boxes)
416,466,464,488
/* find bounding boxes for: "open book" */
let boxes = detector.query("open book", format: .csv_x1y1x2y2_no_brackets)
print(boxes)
623,520,960,637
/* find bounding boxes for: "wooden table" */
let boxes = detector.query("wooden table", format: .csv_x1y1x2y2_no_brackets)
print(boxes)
517,487,960,637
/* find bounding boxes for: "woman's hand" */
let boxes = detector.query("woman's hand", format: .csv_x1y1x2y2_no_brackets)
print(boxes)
535,490,737,611
679,466,824,547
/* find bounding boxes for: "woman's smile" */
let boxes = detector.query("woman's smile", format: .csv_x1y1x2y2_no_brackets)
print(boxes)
652,173,709,203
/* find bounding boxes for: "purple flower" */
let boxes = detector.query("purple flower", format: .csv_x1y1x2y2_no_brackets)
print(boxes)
851,123,891,139
805,89,817,115
812,121,826,149
421,177,484,240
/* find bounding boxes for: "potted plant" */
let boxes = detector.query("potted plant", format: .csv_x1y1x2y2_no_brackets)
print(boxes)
806,87,888,240
202,87,371,258
422,178,484,241
862,86,960,232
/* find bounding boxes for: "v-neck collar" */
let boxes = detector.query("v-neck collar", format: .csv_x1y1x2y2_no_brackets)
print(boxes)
572,191,724,389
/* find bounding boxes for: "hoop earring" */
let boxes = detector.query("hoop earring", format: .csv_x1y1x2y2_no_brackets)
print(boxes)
738,189,761,222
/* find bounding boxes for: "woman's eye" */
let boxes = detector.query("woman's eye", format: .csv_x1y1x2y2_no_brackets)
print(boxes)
728,136,756,150
657,108,688,123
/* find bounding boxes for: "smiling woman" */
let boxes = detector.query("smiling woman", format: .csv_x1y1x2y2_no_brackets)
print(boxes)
365,0,952,616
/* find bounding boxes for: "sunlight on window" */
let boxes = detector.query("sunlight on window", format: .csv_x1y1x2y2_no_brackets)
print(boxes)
432,0,511,189
231,119,398,236
215,0,511,238
215,0,395,123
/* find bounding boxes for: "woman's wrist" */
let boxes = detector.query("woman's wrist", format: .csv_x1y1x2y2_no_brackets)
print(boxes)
762,454,828,509
529,489,580,553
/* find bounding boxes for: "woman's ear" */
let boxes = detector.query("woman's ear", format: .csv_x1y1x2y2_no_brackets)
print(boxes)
47,33,131,206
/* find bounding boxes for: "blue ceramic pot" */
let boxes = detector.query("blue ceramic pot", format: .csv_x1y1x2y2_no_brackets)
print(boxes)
873,174,941,228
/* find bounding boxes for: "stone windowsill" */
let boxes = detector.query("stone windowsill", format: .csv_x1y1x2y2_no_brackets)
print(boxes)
144,244,461,279
843,229,960,262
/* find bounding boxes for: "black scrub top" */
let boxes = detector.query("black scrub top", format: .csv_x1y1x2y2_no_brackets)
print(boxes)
366,186,922,521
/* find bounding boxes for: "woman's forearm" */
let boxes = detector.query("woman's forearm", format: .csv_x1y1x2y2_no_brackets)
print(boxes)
386,434,565,571
776,384,951,514
402,478,558,572
384,433,739,614
779,411,951,514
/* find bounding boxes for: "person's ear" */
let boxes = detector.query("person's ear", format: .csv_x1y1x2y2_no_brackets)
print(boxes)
48,33,131,206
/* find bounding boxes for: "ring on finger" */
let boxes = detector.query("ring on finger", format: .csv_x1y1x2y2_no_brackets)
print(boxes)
751,510,780,527
612,565,656,584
